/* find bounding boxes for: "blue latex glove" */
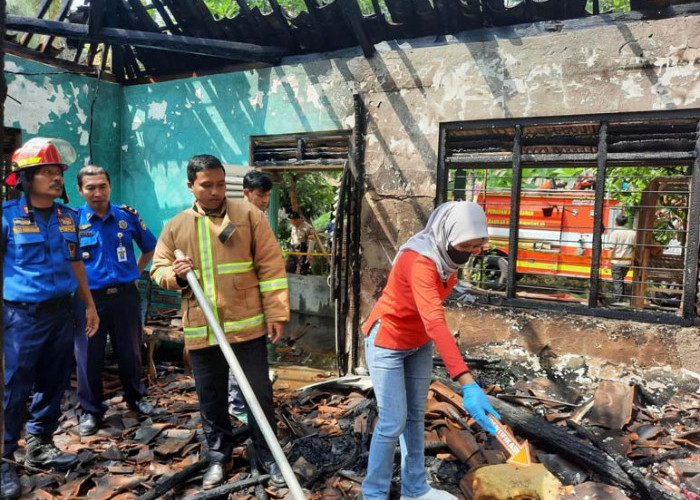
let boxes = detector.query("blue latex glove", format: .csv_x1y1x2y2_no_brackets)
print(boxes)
462,382,501,435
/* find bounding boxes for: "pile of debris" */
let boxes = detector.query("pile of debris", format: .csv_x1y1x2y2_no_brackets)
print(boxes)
5,354,699,500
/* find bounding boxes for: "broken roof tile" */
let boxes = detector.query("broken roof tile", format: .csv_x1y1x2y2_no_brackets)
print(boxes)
589,380,636,430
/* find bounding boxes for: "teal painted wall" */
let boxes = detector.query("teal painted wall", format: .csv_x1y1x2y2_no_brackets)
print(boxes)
120,63,353,235
4,55,122,206
4,56,354,236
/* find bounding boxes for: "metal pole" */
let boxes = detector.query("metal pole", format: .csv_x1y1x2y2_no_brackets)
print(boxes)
174,250,305,500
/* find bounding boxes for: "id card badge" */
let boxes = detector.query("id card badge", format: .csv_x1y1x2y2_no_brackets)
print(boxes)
117,245,128,262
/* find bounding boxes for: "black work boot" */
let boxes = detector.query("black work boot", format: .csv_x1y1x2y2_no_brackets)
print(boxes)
24,434,78,470
202,461,225,490
79,413,100,436
1,462,21,500
263,460,286,487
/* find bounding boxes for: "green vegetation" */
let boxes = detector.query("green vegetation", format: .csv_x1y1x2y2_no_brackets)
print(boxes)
202,0,630,19
449,165,688,247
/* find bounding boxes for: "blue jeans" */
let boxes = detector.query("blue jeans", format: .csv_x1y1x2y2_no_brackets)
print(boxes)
362,321,433,500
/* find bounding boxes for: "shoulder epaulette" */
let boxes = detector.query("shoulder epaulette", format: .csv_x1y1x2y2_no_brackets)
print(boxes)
121,204,139,215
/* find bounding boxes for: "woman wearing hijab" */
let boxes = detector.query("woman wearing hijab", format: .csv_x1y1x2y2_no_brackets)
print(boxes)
362,201,501,500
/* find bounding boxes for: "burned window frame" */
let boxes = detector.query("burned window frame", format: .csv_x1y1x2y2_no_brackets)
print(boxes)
249,116,366,375
437,110,700,326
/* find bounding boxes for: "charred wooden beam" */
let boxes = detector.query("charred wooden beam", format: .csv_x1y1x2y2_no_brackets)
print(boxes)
5,42,119,81
266,0,299,50
682,122,700,321
137,459,209,500
588,121,607,308
21,0,55,46
148,0,181,34
42,0,73,55
506,125,523,299
339,0,375,57
7,15,290,63
186,474,271,500
89,0,105,34
488,396,635,490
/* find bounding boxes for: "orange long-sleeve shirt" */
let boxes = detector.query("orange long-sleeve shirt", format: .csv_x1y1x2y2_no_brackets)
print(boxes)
363,250,469,379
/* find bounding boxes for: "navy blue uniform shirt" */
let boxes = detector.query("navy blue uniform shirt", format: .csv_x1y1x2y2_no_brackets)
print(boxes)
78,203,157,289
3,197,80,302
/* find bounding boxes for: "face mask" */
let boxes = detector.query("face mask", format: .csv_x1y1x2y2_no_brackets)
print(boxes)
447,244,472,265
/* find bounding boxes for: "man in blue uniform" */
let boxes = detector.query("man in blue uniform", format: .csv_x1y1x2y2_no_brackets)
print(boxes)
74,165,157,436
2,138,99,500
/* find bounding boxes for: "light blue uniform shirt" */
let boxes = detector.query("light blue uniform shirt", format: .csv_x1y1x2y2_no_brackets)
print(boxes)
78,203,157,289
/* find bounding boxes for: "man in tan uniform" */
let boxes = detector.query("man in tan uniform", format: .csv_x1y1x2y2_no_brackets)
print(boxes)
609,214,637,303
151,155,289,489
286,211,313,275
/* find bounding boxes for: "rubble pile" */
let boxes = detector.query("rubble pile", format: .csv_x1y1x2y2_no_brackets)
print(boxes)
5,352,699,500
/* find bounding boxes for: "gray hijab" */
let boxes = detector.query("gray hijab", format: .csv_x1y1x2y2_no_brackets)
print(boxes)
395,201,489,280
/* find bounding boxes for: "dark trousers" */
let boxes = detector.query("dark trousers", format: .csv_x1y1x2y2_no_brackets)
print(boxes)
285,243,309,275
74,284,145,415
3,299,75,458
612,264,630,302
189,336,276,463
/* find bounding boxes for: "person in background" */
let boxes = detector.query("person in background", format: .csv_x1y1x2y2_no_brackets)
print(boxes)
609,213,637,304
228,169,275,424
242,169,272,212
74,166,158,437
2,138,99,500
362,201,500,500
151,155,290,489
285,211,312,275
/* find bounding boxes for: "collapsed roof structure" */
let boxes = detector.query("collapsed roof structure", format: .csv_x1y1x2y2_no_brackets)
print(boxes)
5,0,695,83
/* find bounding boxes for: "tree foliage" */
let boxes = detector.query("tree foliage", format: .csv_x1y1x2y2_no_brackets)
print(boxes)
278,171,338,220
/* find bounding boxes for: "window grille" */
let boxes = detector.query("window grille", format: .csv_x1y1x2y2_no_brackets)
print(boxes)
437,111,700,326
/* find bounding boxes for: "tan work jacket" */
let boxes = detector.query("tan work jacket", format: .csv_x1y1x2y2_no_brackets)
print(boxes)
151,199,289,350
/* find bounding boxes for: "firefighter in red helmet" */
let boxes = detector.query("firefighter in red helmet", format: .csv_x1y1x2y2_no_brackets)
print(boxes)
2,138,99,500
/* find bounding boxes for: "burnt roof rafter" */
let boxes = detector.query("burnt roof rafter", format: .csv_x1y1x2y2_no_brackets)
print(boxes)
7,15,290,63
5,0,700,83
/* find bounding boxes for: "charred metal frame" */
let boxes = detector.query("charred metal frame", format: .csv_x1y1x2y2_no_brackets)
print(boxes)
437,109,700,326
332,94,366,375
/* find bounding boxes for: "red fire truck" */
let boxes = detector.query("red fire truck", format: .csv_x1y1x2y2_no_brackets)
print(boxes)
469,188,622,290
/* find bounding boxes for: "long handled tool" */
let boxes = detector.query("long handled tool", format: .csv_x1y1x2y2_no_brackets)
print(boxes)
174,250,305,499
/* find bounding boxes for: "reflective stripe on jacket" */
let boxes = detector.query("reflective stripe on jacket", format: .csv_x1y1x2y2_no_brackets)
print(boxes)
151,199,289,350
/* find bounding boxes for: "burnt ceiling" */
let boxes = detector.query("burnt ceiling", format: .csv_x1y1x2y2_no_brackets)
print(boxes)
4,0,694,84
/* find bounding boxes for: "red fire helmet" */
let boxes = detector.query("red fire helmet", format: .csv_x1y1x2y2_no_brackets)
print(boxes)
5,137,77,187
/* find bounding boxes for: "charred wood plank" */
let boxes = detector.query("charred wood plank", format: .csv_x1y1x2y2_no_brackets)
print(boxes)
633,448,691,468
137,459,209,500
487,396,635,490
186,474,272,500
6,15,289,63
